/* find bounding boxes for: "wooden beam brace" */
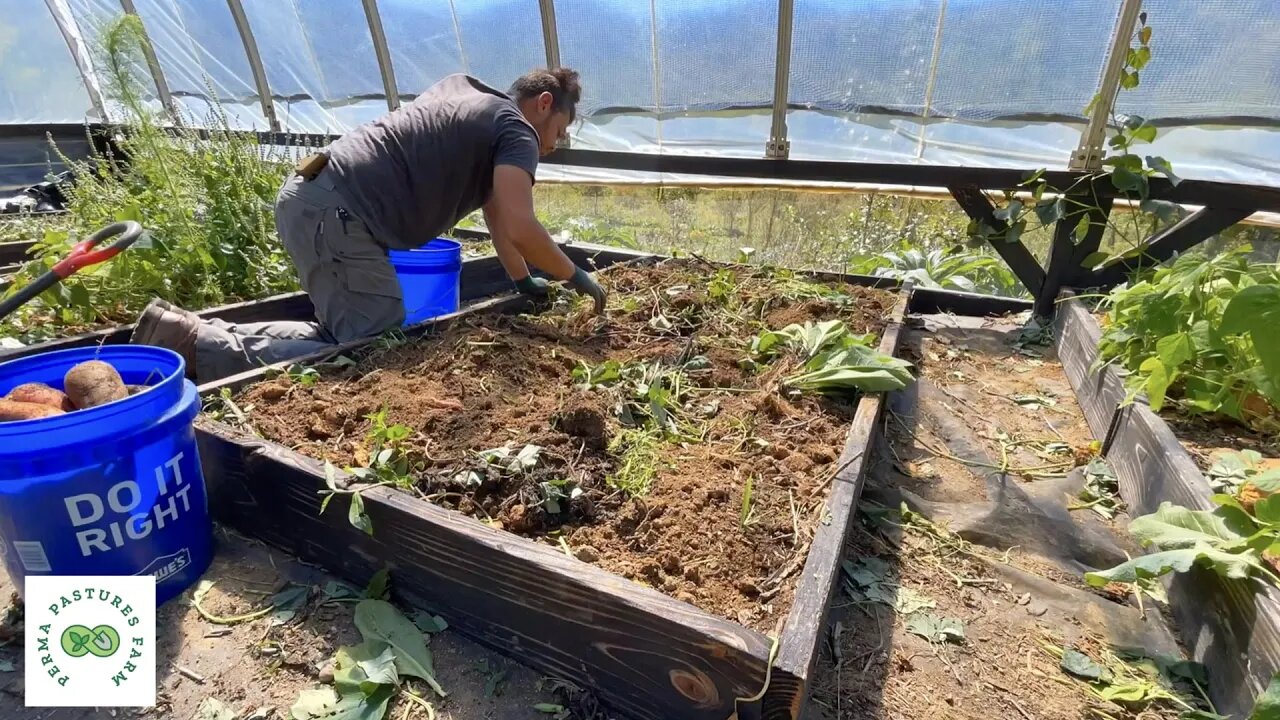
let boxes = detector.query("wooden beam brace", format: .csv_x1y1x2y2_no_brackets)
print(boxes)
1067,196,1114,286
1034,191,1101,318
947,185,1046,296
1085,205,1253,287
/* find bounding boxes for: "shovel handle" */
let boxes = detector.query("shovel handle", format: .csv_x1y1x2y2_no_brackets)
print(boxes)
51,221,144,278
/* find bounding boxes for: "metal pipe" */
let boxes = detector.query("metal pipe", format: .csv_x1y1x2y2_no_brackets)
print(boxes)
118,0,175,117
225,0,280,132
538,0,561,69
916,0,949,160
45,0,108,121
361,0,400,111
766,0,795,159
1070,0,1143,170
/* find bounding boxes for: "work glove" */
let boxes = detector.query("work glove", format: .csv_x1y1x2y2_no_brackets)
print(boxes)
567,266,607,315
513,275,550,298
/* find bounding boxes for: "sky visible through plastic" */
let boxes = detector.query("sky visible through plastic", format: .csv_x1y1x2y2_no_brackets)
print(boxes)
1,0,1277,186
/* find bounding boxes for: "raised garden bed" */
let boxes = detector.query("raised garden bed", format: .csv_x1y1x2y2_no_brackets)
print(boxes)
195,257,912,720
0,242,647,368
1055,294,1280,716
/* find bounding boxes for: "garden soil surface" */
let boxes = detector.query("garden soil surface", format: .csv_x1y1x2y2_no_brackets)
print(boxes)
807,312,1207,720
0,529,596,720
233,260,897,633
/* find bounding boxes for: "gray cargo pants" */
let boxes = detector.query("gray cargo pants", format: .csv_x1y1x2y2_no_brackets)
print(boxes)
194,170,405,381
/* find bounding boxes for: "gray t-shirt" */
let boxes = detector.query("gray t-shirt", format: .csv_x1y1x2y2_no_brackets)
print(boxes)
324,74,540,250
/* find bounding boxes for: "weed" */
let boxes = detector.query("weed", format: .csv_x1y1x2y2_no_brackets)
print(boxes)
348,406,417,489
739,475,756,528
606,428,661,496
1,15,300,337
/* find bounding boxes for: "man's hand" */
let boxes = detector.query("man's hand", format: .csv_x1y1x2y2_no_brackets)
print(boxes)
567,266,607,315
514,275,550,297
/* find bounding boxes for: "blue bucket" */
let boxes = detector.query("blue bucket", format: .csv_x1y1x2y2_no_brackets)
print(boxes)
389,238,463,326
0,346,211,605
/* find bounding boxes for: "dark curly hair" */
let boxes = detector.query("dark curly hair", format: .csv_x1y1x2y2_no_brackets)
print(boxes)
509,67,582,122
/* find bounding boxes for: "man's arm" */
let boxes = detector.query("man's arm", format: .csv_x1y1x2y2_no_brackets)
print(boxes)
485,165,576,280
483,204,533,281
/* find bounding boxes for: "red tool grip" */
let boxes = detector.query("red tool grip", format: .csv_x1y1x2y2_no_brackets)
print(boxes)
50,221,144,279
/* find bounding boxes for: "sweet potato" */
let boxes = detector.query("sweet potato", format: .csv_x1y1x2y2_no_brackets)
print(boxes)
0,399,65,422
64,360,129,410
5,382,75,411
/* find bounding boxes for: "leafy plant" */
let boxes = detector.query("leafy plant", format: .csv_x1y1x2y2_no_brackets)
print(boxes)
606,428,662,496
751,320,914,397
1208,450,1280,496
1096,247,1280,432
1084,501,1278,590
1,15,300,339
1073,458,1125,520
536,478,583,515
850,241,1024,297
1042,640,1221,718
739,475,755,528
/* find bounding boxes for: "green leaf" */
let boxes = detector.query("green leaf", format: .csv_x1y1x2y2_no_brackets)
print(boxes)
533,704,566,714
1084,545,1262,587
1129,123,1157,144
1222,285,1280,335
334,641,399,697
1060,649,1105,680
1128,502,1253,549
1111,167,1147,197
905,613,965,644
1146,156,1181,186
289,684,395,720
1120,70,1140,89
364,568,391,600
195,698,238,720
1034,197,1065,226
1156,332,1194,370
1080,251,1112,270
1139,25,1152,45
1140,357,1171,411
1250,671,1280,719
1128,46,1152,70
1102,153,1144,171
269,585,310,626
1256,496,1280,525
411,611,448,634
1252,470,1280,494
354,600,446,698
1097,680,1151,702
349,492,373,536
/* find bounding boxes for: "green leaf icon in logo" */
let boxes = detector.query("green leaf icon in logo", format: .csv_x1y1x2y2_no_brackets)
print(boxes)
61,624,121,658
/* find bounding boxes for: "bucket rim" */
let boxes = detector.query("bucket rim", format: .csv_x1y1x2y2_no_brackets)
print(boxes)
388,238,463,261
0,345,186,442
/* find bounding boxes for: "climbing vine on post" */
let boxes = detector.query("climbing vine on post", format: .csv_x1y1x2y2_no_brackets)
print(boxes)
970,15,1188,275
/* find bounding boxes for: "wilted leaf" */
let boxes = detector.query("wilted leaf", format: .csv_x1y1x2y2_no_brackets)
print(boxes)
893,587,936,615
334,641,398,697
905,614,965,644
364,568,391,600
349,493,373,536
354,600,446,697
289,684,394,720
269,586,310,626
1060,649,1105,680
412,612,449,634
323,581,362,602
195,697,238,720
1128,502,1253,549
533,704,566,714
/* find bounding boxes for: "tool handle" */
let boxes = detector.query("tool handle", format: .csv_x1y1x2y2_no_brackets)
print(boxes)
51,221,144,278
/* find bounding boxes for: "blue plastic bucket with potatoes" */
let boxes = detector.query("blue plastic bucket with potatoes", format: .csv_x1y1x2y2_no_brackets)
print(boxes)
0,346,211,605
389,238,463,326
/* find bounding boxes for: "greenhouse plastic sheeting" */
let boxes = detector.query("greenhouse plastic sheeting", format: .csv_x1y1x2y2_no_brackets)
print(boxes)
0,0,91,124
3,0,1280,187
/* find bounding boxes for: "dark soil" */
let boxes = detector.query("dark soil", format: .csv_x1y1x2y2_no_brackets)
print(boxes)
234,260,898,631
